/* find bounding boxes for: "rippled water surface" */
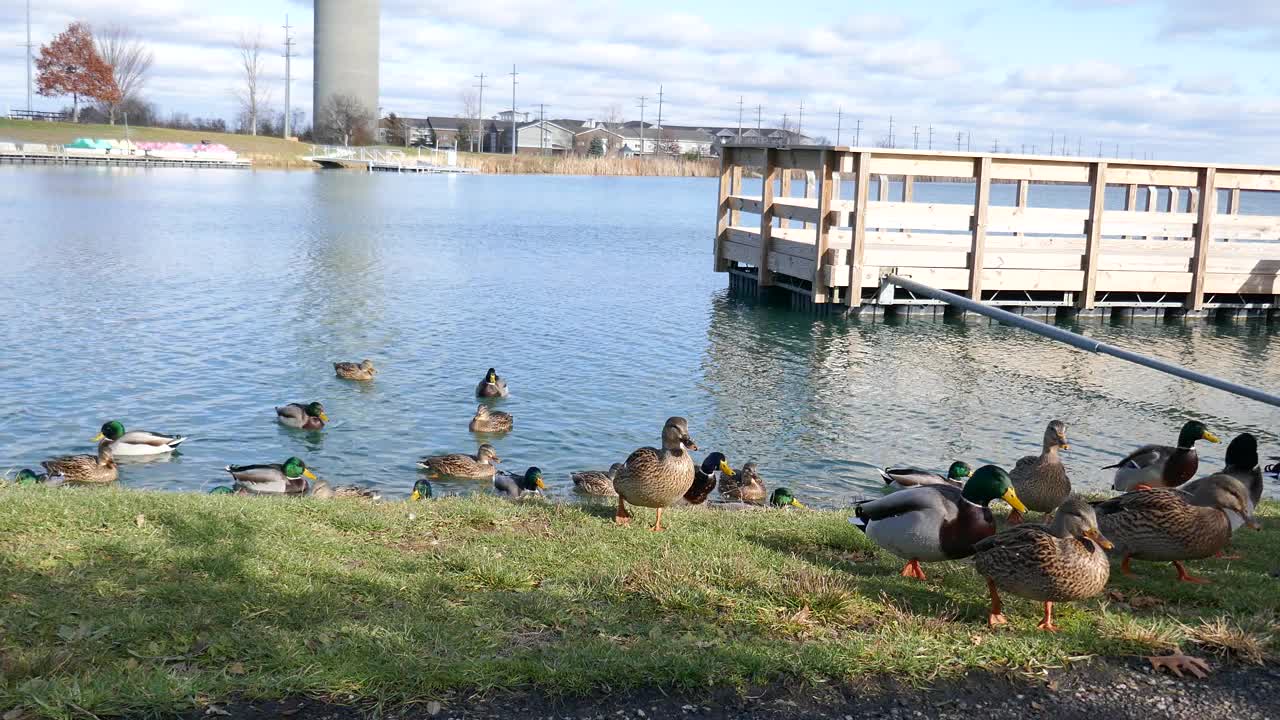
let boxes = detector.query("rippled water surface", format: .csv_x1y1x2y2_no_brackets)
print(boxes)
3,166,1279,504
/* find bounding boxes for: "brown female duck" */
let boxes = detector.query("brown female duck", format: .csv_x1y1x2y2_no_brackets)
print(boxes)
41,440,118,484
613,417,697,531
1007,420,1071,524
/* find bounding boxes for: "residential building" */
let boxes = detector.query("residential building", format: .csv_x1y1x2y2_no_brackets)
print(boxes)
498,119,576,154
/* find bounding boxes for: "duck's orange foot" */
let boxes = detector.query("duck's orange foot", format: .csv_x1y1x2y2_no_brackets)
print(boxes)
1147,653,1211,679
899,559,927,581
987,613,1008,628
1036,620,1061,632
1173,561,1210,584
1213,549,1243,561
1135,484,1154,491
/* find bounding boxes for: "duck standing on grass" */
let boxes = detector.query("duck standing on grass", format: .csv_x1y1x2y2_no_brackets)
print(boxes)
224,456,316,495
973,495,1112,631
613,417,698,531
879,461,972,491
476,368,509,398
494,466,546,498
469,404,513,433
275,401,329,430
1095,474,1259,583
94,420,186,456
42,440,118,484
334,359,377,381
418,444,501,480
1106,420,1220,491
571,463,623,497
851,464,1026,581
1007,420,1071,524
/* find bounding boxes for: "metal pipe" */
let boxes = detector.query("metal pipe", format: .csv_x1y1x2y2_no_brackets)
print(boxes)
884,274,1280,409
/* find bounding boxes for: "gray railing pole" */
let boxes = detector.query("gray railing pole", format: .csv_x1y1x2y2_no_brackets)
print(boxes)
884,274,1280,409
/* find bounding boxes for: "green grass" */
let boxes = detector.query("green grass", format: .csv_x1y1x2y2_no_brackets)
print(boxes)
0,487,1275,718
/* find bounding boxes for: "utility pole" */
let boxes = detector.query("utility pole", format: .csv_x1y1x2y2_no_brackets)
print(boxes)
836,107,843,145
509,64,518,157
888,115,894,148
1115,143,1120,159
755,104,762,130
539,102,546,156
1049,131,1054,156
25,0,33,113
966,132,970,152
281,14,295,139
797,99,804,137
655,84,664,134
928,124,933,150
1077,137,1082,156
854,118,862,146
737,96,744,142
992,139,999,153
638,95,647,157
913,124,919,150
956,131,962,151
474,73,487,152
1098,140,1103,157
782,112,789,136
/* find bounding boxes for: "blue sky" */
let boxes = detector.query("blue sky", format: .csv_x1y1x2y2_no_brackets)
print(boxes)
1,0,1277,162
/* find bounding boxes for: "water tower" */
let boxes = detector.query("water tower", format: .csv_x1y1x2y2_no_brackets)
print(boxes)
313,0,380,135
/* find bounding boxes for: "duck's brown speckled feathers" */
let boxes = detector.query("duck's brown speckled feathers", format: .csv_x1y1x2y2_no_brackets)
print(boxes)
418,444,501,480
1009,420,1071,513
469,404,513,433
1094,476,1254,563
41,440,118,484
571,464,622,497
718,462,766,504
613,417,697,509
974,496,1111,603
334,359,377,381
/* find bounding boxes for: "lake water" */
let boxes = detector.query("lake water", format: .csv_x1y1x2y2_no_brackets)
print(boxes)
2,165,1278,505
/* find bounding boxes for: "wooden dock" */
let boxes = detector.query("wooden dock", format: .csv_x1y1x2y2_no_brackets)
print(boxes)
714,145,1280,319
305,146,478,174
0,148,250,169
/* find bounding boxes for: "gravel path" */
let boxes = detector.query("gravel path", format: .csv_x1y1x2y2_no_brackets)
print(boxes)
191,658,1280,720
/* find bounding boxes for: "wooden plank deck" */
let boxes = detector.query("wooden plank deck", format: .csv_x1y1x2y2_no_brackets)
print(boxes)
713,145,1280,314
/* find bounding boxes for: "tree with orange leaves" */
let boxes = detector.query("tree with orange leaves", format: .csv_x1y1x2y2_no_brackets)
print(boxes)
35,22,120,123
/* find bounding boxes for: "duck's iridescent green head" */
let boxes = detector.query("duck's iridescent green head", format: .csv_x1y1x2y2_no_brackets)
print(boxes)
521,466,546,491
15,469,40,486
770,487,805,508
411,478,434,501
947,461,973,482
961,465,1027,512
700,452,734,477
282,457,316,480
1178,420,1220,448
1225,433,1258,470
485,368,498,384
94,420,126,442
305,401,329,423
209,486,235,495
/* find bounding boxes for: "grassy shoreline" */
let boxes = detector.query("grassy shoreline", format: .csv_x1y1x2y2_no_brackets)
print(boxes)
0,487,1275,718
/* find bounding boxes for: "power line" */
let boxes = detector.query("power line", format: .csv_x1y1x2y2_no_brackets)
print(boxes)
281,14,295,139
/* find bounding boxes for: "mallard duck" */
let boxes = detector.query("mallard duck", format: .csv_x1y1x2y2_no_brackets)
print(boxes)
11,468,62,486
469,404,513,433
719,461,765,504
1106,420,1220,491
208,486,240,495
311,481,381,500
1180,433,1262,509
880,461,972,491
417,443,501,479
614,417,698,531
334,359,376,381
712,487,808,511
571,463,623,497
494,466,545,497
683,452,734,505
476,368,508,398
93,420,186,456
42,440,118,484
409,478,434,501
973,495,1112,631
1007,420,1071,524
851,464,1026,580
275,401,328,430
1095,474,1258,583
224,456,316,495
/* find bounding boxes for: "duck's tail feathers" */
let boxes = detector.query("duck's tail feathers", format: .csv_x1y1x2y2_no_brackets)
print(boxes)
847,515,868,533
878,467,894,484
168,436,188,449
1101,462,1122,470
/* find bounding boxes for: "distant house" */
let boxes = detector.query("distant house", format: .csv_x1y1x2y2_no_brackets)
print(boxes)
499,119,576,154
573,126,626,156
494,110,531,124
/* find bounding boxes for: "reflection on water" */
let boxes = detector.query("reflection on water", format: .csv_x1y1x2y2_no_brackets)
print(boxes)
0,166,1277,505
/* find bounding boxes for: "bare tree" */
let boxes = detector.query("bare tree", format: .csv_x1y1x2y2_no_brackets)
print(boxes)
317,93,374,146
602,102,623,127
233,31,271,136
93,25,153,125
460,88,480,152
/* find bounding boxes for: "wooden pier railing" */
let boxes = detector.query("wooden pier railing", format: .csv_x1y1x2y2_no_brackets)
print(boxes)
713,145,1280,314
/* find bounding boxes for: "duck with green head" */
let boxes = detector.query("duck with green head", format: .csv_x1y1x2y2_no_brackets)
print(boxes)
208,486,239,495
770,487,806,508
494,466,546,498
410,478,434,501
1106,420,1219,491
94,420,186,456
880,461,972,492
224,456,316,495
12,468,62,486
851,464,1027,581
275,401,329,430
476,368,509,398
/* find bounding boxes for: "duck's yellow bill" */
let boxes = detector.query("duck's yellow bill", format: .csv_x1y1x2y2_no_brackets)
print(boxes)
719,460,735,476
92,433,104,441
1083,528,1114,550
319,412,330,422
790,499,806,509
303,469,318,480
535,477,546,490
1203,431,1221,443
410,490,421,502
1002,487,1028,513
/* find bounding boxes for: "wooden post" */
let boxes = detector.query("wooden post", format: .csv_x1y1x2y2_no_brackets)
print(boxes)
968,156,991,300
1014,179,1029,237
779,167,793,229
757,148,778,296
1188,188,1199,216
1165,187,1179,240
1145,185,1157,240
902,175,914,234
730,163,743,228
1079,161,1107,310
1187,167,1216,311
803,170,816,229
1228,187,1241,215
812,151,836,303
846,151,871,308
714,148,733,271
1123,184,1137,240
